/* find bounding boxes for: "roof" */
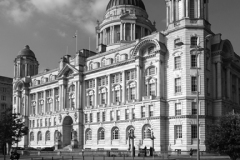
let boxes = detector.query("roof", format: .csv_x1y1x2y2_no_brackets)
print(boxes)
18,45,35,58
106,0,146,11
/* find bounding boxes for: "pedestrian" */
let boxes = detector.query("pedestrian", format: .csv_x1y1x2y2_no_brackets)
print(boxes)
189,148,193,157
144,146,147,157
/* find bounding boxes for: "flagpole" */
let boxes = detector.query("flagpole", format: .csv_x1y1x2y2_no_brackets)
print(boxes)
76,30,78,53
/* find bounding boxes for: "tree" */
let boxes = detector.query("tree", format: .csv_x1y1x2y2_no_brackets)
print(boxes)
0,107,28,154
205,113,240,160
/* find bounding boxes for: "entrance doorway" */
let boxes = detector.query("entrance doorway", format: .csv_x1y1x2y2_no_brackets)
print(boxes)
62,116,73,147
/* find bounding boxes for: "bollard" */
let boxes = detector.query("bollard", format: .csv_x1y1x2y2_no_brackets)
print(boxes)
93,155,94,160
52,157,53,160
31,158,33,160
83,155,84,160
62,156,64,160
103,156,105,160
72,156,73,160
123,155,125,160
42,157,44,160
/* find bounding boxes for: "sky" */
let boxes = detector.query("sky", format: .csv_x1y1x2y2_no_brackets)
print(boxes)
0,0,239,78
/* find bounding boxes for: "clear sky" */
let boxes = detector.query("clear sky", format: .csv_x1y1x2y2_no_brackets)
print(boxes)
0,0,239,78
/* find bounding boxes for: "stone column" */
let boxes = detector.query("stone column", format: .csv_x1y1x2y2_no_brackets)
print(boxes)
157,60,162,98
206,0,209,21
120,23,123,41
95,78,98,107
96,33,99,49
230,73,233,100
201,0,204,18
123,23,126,41
53,89,55,112
108,75,111,106
122,71,126,104
186,0,189,18
112,25,115,44
133,23,136,40
166,5,169,26
171,0,174,22
60,85,63,111
130,24,133,41
136,65,141,101
217,62,222,99
176,0,179,21
25,63,28,77
43,90,46,113
198,0,201,18
227,67,231,99
36,92,38,115
100,32,103,44
75,81,77,109
113,89,115,103
182,0,186,18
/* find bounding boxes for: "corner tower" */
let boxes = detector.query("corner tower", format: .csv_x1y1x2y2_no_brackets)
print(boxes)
14,45,39,79
163,0,212,152
96,0,156,52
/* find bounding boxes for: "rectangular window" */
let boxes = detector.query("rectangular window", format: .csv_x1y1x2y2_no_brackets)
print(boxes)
102,112,105,122
101,93,106,104
191,125,197,138
191,77,197,92
1,95,6,101
191,55,197,68
97,112,100,122
115,90,120,102
130,88,135,100
141,106,146,118
149,83,156,96
90,113,93,123
192,102,197,115
191,37,198,46
175,78,181,93
175,56,181,69
85,114,88,123
149,105,153,117
125,109,129,120
132,108,135,119
89,95,93,106
175,103,182,116
117,110,120,121
175,125,182,139
110,111,114,121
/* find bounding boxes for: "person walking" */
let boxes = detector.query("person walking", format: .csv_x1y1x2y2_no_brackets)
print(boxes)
189,148,193,157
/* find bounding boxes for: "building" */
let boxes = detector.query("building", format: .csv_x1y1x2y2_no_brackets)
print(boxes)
13,0,240,152
0,76,12,113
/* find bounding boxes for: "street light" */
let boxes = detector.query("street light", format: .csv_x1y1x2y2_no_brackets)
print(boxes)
176,34,213,160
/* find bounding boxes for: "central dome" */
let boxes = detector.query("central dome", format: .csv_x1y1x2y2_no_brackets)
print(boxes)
18,45,35,58
106,0,146,11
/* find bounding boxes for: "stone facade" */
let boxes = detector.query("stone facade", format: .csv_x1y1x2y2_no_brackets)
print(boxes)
13,0,240,152
0,76,13,113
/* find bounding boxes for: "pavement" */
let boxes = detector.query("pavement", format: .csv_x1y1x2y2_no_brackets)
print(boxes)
0,154,237,160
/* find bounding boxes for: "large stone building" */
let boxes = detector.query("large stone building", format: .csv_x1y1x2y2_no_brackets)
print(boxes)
0,76,12,113
13,0,240,152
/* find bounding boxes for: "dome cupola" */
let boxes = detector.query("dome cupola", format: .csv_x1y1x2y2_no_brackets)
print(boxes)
106,0,146,11
18,45,36,58
96,0,156,52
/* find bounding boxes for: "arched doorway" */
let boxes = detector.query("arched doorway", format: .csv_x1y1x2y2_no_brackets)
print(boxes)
62,116,73,147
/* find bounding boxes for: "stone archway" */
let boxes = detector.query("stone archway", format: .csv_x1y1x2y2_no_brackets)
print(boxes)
62,116,73,147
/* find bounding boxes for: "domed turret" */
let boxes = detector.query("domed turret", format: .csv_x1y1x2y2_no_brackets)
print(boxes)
106,0,146,11
96,0,156,52
14,45,39,78
18,45,35,58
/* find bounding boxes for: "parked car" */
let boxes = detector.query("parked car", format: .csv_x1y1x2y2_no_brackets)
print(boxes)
12,147,24,151
41,146,54,151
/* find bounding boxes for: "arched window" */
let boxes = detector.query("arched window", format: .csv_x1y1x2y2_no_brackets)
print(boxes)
115,54,120,63
126,126,135,139
98,128,105,140
112,127,119,140
30,132,34,141
143,125,152,139
89,62,93,70
46,131,50,141
101,59,106,67
86,129,92,140
37,132,42,141
41,77,45,84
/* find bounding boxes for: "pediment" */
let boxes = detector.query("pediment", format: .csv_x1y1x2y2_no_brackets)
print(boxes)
57,64,79,78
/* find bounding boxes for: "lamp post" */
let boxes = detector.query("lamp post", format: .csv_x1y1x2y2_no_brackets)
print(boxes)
176,34,212,160
128,129,135,157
